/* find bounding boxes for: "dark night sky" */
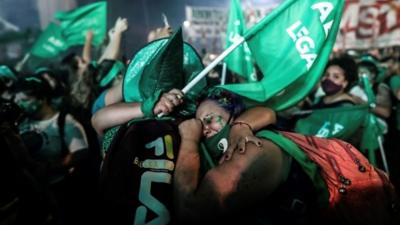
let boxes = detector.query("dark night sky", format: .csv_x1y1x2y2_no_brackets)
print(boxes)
78,0,282,57
0,0,282,59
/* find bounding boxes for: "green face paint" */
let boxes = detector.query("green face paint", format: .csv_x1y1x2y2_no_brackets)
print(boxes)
18,99,42,115
215,115,225,127
202,113,226,128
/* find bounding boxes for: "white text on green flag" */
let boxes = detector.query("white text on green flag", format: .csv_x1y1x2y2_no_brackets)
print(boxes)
220,0,345,111
224,0,256,82
55,1,107,47
30,22,67,58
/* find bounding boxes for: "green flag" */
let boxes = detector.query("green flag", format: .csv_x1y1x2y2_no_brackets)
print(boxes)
30,22,67,58
294,105,369,142
361,74,376,107
294,103,383,164
55,1,107,47
359,75,385,164
224,0,256,82
139,28,184,100
220,0,345,111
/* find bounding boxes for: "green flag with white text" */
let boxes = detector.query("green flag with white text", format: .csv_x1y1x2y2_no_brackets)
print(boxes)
224,0,256,82
294,103,384,164
220,0,345,111
30,22,67,58
55,1,107,47
294,105,369,142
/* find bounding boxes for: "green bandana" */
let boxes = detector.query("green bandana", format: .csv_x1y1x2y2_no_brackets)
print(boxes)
100,61,125,87
18,99,42,115
0,65,17,81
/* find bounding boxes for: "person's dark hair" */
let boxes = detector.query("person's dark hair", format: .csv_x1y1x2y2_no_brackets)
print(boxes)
0,99,23,126
326,54,358,91
198,88,246,118
61,52,79,71
35,67,67,98
15,76,53,101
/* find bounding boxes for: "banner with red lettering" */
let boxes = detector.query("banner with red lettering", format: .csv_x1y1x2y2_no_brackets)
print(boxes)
337,0,400,49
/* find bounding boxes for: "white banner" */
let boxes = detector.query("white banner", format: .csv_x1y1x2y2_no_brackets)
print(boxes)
184,5,277,53
337,0,400,50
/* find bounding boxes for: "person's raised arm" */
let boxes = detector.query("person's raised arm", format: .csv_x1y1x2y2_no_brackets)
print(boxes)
98,17,128,63
82,30,93,63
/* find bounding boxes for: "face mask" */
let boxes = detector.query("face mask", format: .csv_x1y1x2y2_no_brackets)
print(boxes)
203,124,230,162
321,79,343,96
18,99,42,115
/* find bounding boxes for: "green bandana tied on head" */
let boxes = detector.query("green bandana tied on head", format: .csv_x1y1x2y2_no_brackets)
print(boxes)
100,61,125,87
0,65,17,81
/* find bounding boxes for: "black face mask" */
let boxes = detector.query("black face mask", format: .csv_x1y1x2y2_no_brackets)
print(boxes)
321,79,343,96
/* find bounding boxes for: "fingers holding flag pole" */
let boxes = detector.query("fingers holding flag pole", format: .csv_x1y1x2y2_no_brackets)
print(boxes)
157,36,246,117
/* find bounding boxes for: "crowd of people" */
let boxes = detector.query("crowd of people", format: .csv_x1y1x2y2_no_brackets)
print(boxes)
1,14,400,225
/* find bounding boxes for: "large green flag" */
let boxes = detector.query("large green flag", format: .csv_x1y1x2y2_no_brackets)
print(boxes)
55,1,107,47
220,0,345,111
30,22,67,58
224,0,256,82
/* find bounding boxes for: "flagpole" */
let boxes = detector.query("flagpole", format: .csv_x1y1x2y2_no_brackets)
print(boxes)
377,135,390,175
15,53,30,72
182,36,245,94
361,74,390,174
221,63,227,85
157,37,244,117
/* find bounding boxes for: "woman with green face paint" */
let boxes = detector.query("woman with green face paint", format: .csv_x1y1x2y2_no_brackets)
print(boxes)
174,88,397,225
14,77,52,119
175,89,296,224
14,76,89,184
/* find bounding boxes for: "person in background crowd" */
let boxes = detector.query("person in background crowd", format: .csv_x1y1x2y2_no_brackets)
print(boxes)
0,99,53,225
0,65,18,101
34,67,68,111
14,76,89,225
388,71,400,192
61,17,128,113
91,60,125,115
351,55,392,134
311,54,358,109
276,55,358,134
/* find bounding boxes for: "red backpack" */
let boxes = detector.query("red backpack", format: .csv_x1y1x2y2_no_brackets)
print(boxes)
280,131,399,225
